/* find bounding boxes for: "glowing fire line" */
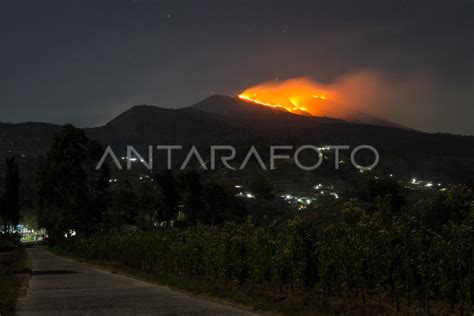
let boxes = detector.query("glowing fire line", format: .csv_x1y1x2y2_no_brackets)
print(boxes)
238,94,284,108
238,93,327,115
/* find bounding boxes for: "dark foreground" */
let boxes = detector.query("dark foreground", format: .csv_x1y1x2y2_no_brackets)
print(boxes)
16,248,257,315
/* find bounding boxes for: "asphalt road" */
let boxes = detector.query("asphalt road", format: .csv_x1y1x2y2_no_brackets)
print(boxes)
16,248,258,315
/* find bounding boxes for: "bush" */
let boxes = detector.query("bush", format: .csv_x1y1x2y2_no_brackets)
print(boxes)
60,205,473,313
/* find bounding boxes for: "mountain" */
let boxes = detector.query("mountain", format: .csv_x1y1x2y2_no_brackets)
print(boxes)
75,100,474,181
189,95,343,129
0,95,413,160
0,122,61,158
335,108,408,129
86,104,243,149
190,95,404,129
0,95,473,184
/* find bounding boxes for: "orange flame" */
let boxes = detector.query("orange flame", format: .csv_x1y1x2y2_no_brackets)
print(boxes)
238,78,337,117
238,73,432,127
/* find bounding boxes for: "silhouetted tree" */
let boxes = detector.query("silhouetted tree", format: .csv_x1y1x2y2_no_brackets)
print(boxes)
179,169,203,224
156,169,179,223
3,157,20,232
248,174,274,200
422,185,473,230
108,180,138,228
227,196,249,223
0,195,5,233
37,125,109,243
368,178,405,214
202,181,227,225
84,139,110,230
137,179,159,229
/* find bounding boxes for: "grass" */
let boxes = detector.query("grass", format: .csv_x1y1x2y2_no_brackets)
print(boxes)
0,238,31,315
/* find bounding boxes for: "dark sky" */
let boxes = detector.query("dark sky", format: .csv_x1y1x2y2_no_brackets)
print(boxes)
1,0,473,134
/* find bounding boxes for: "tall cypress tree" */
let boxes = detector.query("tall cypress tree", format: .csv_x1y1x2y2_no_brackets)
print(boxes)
156,169,179,223
0,195,6,233
4,157,20,232
180,169,203,224
202,181,227,225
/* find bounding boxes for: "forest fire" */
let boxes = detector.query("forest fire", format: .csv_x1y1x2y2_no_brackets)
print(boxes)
238,78,335,116
237,74,410,128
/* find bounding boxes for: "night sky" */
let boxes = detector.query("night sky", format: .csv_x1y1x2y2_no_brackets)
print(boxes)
1,0,472,135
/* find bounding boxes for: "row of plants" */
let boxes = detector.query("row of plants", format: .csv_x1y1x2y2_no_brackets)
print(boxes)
60,201,473,313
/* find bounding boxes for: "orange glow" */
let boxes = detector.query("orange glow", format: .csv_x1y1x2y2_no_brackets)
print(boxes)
237,73,429,126
238,78,337,117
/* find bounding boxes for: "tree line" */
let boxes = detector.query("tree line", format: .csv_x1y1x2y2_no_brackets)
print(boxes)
36,125,256,242
37,125,473,313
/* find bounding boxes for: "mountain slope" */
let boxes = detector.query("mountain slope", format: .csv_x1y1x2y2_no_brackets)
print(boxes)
0,97,472,183
336,109,408,129
190,95,343,129
86,104,244,148
0,122,61,157
191,95,405,129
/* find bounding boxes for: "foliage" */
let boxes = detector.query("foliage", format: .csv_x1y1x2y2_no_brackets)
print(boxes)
155,169,179,223
367,178,405,213
248,174,274,200
36,125,109,243
35,128,473,312
61,192,473,313
178,169,203,225
108,180,138,228
202,181,228,225
1,157,20,232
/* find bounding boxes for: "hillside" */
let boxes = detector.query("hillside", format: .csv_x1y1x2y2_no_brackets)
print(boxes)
0,96,472,184
190,95,343,129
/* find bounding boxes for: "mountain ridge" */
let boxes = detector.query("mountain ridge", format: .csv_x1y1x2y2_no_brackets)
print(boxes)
0,95,473,182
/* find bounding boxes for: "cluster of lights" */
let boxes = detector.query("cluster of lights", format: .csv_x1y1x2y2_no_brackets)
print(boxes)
281,194,314,208
138,174,151,180
236,192,255,199
409,178,443,191
64,229,77,238
316,146,331,151
120,156,144,162
313,183,339,198
358,167,373,173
